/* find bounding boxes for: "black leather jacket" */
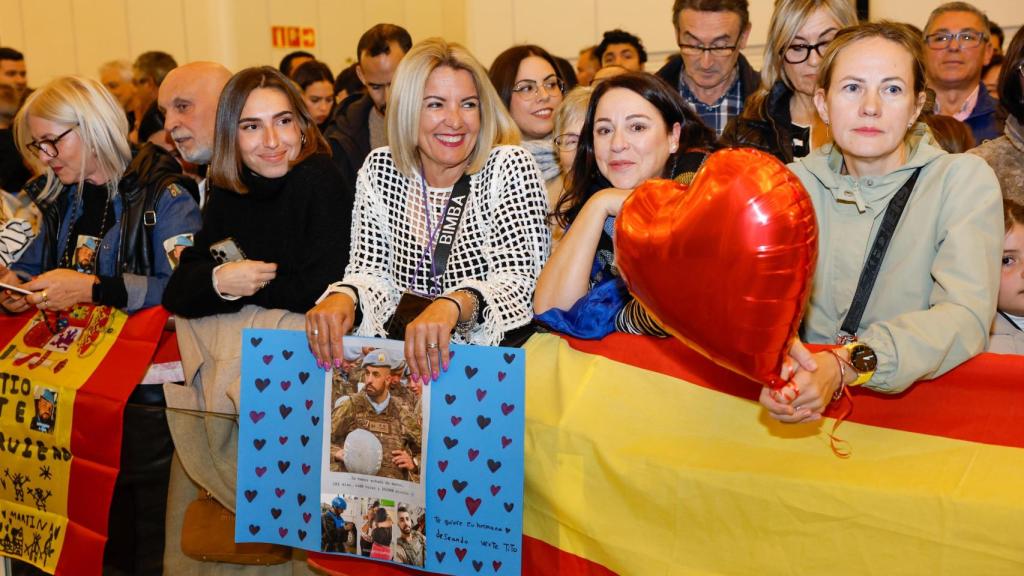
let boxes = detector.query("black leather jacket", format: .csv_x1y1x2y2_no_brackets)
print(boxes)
719,80,797,163
24,143,197,277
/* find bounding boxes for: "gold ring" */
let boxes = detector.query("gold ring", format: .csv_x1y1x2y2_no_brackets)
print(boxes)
426,343,439,350
40,290,48,303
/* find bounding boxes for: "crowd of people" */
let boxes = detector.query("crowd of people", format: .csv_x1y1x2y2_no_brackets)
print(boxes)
0,0,1021,572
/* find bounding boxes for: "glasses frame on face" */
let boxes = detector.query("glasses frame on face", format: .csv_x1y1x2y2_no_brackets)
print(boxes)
781,38,834,65
511,77,566,99
27,126,76,159
678,41,739,58
553,132,579,151
924,30,987,50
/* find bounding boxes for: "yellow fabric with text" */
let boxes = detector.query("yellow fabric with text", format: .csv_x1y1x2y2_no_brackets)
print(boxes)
522,333,1024,576
0,306,128,571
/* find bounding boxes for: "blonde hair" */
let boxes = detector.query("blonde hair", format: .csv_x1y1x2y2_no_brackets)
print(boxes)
553,86,593,142
386,37,520,180
743,0,858,119
13,76,130,203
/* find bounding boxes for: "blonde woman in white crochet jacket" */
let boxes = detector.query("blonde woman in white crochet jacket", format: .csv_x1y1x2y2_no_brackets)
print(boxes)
307,38,550,384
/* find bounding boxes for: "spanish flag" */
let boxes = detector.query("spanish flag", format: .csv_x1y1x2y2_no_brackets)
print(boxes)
313,332,1024,576
0,305,168,575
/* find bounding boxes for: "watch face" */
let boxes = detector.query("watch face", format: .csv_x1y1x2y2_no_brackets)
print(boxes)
850,344,877,373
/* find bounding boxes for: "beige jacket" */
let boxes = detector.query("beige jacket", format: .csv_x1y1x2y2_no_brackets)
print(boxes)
989,312,1024,354
163,306,314,575
789,127,1003,393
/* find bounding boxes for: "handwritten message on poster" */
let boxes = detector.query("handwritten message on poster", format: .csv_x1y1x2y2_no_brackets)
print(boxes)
237,329,524,575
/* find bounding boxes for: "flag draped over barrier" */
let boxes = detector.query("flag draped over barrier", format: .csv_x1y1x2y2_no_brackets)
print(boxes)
311,332,1024,576
0,305,168,575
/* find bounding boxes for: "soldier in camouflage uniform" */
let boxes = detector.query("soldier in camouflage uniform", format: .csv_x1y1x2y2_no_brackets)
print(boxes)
331,349,421,481
393,506,425,567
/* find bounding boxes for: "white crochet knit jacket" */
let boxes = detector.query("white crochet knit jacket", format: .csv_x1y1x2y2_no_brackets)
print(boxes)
325,145,550,345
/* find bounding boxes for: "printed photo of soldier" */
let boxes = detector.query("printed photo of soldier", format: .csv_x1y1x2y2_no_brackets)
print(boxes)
329,346,422,482
320,495,358,554
29,388,57,434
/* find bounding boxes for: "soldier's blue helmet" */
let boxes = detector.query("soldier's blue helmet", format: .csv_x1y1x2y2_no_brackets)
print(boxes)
331,496,347,510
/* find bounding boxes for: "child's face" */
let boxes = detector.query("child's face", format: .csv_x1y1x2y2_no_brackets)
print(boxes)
999,223,1024,316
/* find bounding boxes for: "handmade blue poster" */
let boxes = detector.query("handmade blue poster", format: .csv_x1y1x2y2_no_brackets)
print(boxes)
236,329,525,575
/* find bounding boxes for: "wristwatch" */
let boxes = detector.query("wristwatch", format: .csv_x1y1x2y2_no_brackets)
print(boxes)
843,342,877,386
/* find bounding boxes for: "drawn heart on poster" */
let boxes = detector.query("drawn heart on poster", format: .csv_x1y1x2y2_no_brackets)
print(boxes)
303,512,312,523
253,438,266,450
255,378,270,392
275,487,285,497
263,355,273,365
304,399,313,410
436,551,446,562
244,490,257,503
451,416,462,426
282,349,294,360
250,337,263,347
298,371,309,384
493,560,503,571
455,547,468,561
503,352,515,364
468,448,480,462
445,394,457,404
279,404,292,419
444,436,459,449
271,508,282,519
438,460,449,472
297,494,306,505
465,497,482,516
452,479,468,493
300,435,309,446
473,560,483,571
476,389,487,401
465,366,478,379
249,411,265,423
487,459,502,473
437,488,447,501
249,524,261,535
490,485,501,496
501,436,512,449
498,371,507,382
500,403,515,416
280,380,291,391
297,529,306,541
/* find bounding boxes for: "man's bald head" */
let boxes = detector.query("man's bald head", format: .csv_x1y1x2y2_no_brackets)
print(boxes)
159,62,231,165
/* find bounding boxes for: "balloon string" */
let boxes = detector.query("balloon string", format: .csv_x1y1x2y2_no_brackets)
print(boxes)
827,387,853,458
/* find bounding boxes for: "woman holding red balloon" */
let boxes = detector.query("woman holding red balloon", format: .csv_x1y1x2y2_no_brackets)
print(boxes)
533,73,714,337
761,22,1003,423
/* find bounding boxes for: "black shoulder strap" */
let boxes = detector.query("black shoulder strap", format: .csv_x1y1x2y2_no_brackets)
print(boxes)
839,168,922,339
426,173,472,296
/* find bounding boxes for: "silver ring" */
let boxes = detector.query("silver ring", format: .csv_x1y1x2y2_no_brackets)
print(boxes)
260,280,268,289
312,328,320,336
426,342,439,350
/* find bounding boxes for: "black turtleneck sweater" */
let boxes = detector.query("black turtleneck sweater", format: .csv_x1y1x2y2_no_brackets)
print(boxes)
163,153,352,318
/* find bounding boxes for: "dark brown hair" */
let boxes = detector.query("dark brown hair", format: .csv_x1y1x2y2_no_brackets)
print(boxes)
554,72,715,227
292,60,334,91
999,26,1024,123
672,0,750,33
488,45,564,111
209,66,329,194
922,114,975,153
357,23,412,61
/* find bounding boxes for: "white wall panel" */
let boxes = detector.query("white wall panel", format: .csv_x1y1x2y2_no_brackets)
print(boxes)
124,0,187,65
20,0,76,87
71,0,130,79
0,0,26,54
0,0,1019,88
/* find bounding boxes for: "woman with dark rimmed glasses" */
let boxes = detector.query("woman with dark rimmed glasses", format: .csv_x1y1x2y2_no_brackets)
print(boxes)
720,0,857,162
489,45,567,185
4,75,200,574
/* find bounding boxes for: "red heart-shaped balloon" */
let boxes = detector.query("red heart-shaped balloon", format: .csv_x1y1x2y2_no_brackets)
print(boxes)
615,148,817,388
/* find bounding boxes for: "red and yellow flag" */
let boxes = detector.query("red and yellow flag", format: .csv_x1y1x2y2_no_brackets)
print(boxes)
0,305,168,575
311,332,1024,576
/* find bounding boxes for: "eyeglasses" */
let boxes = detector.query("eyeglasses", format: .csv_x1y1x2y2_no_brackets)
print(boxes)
553,133,579,150
924,31,987,50
512,78,565,99
678,43,738,57
782,39,833,64
27,127,76,159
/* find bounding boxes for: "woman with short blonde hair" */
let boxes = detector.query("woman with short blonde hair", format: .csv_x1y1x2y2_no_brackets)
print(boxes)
721,0,857,161
307,37,549,385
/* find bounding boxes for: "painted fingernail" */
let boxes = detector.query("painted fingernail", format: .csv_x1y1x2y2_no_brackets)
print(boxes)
432,370,439,381
442,361,449,372
411,373,419,383
334,358,342,368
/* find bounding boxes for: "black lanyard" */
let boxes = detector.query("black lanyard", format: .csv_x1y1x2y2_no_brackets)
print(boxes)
837,168,922,342
1000,311,1023,333
415,173,472,296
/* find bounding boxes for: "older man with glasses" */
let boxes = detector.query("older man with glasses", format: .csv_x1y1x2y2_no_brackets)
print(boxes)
656,0,760,137
923,1,1004,143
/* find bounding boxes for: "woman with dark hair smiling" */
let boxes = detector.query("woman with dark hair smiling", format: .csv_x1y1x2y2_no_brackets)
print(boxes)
163,66,350,317
489,45,566,184
534,73,714,337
